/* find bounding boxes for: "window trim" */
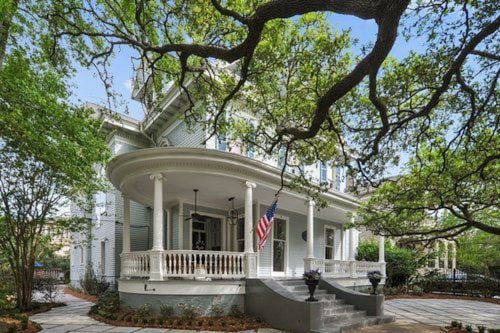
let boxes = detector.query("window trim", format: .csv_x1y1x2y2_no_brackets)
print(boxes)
271,214,289,277
324,225,336,260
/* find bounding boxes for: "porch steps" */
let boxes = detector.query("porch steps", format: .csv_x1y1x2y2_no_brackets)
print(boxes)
276,279,393,333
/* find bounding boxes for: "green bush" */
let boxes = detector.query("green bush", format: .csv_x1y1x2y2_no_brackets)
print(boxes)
159,303,174,317
229,304,243,318
356,240,422,287
208,303,224,317
33,276,60,304
178,303,199,320
92,290,119,319
136,303,153,317
79,266,110,297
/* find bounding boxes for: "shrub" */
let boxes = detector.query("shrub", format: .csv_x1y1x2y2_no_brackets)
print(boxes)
356,240,423,287
478,326,486,333
178,303,199,320
208,303,224,317
451,321,462,328
465,324,473,332
229,304,243,318
159,303,174,317
207,320,214,326
136,303,153,317
32,276,60,304
411,286,424,295
93,290,119,319
79,266,110,297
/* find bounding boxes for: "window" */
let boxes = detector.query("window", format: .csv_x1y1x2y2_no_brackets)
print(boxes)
277,147,286,169
100,241,106,275
216,134,227,151
334,166,342,191
273,218,287,273
325,227,335,259
320,162,327,184
246,120,255,158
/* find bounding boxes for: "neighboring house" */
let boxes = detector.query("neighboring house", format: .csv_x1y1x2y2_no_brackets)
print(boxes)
69,71,390,332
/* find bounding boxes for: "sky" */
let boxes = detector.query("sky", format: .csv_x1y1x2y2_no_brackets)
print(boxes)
69,13,423,121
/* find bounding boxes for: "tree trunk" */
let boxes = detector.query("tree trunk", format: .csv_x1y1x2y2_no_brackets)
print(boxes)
0,0,19,68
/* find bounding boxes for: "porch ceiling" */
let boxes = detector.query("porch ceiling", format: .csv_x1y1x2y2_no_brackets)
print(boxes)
107,147,360,223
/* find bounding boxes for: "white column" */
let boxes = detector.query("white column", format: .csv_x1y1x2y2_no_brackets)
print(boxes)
306,200,315,258
178,201,184,250
149,173,164,280
443,241,449,274
221,218,227,251
243,181,257,278
378,236,385,263
349,215,356,278
434,242,440,269
244,181,256,253
451,242,457,271
348,229,356,261
378,235,386,277
122,194,131,254
151,173,164,251
166,207,172,250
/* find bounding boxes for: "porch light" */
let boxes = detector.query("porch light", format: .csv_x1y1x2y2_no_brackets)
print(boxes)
227,197,238,226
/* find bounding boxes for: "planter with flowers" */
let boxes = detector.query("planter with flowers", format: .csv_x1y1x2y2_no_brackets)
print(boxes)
367,270,382,295
303,269,322,302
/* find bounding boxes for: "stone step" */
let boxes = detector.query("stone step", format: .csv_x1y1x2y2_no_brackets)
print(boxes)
279,279,305,286
323,304,356,315
312,315,395,333
322,310,368,325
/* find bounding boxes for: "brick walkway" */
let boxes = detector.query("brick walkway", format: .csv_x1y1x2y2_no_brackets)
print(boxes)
385,299,500,330
30,291,500,332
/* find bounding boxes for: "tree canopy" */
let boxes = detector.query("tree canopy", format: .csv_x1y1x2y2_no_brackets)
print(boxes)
2,0,498,240
0,0,109,311
40,0,498,181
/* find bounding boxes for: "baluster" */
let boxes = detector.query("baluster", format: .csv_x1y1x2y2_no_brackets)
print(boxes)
208,254,211,275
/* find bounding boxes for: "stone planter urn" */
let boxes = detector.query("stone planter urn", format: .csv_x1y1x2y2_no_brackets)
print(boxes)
305,279,320,302
369,278,380,295
367,270,383,295
303,269,322,302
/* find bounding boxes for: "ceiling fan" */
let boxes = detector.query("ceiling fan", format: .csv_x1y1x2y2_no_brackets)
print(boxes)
184,189,211,222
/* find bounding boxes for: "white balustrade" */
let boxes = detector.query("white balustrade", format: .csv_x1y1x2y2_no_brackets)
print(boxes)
121,250,245,279
304,259,384,278
121,251,151,278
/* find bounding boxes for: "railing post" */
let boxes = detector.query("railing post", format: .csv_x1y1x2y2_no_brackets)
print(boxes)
350,260,357,278
380,262,386,278
304,258,315,272
245,253,258,278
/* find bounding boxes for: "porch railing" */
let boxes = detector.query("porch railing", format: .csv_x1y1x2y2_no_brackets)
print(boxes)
121,250,245,280
305,258,386,278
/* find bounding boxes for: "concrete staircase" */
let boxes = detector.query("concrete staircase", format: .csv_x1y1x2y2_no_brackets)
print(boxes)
277,279,394,333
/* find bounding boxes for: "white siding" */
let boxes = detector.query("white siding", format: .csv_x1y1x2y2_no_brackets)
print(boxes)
166,122,205,147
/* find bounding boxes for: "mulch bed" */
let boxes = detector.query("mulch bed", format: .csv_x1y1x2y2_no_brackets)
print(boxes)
0,316,42,333
91,313,270,332
385,293,500,305
63,288,98,303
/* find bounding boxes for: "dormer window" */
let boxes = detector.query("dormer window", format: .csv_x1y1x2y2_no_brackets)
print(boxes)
216,134,227,151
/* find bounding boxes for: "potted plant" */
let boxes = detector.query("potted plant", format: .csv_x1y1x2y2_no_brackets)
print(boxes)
303,269,322,302
367,270,382,295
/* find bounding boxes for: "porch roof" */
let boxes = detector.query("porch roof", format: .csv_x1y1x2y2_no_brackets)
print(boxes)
107,147,360,222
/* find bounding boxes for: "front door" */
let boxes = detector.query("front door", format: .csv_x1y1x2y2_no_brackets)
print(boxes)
192,221,207,250
272,217,288,276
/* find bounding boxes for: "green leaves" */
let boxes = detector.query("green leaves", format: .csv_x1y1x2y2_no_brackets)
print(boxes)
0,51,110,199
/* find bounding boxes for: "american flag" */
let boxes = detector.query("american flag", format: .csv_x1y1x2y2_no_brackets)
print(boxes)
256,199,278,251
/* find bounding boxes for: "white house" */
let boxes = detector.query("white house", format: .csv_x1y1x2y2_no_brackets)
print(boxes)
69,74,391,332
